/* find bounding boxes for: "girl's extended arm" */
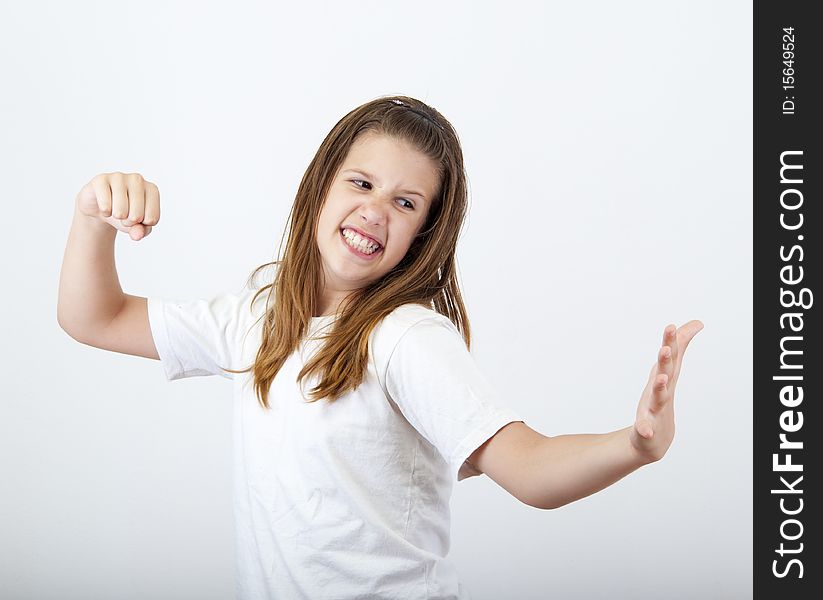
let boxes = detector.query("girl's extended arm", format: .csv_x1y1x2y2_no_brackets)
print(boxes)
467,320,704,510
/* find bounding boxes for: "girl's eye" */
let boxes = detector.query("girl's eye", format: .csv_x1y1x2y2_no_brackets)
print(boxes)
351,179,415,210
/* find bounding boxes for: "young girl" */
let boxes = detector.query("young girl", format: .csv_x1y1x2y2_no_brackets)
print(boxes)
58,95,703,599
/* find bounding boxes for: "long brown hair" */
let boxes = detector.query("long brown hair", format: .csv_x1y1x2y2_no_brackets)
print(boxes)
223,95,471,408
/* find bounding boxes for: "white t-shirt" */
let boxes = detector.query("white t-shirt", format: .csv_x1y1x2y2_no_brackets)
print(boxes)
146,275,523,600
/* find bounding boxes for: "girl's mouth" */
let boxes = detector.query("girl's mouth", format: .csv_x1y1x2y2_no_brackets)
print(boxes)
340,227,383,259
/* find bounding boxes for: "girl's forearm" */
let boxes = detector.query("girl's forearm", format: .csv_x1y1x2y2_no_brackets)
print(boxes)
524,427,650,510
57,205,124,339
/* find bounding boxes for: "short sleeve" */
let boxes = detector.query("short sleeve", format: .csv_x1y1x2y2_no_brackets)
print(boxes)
385,316,524,483
146,285,260,381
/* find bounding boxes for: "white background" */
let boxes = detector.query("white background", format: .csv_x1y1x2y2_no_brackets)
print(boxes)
0,1,751,598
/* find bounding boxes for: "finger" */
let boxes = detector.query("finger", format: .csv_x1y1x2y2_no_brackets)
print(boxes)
110,172,129,221
662,324,678,363
122,173,146,226
672,320,705,383
676,320,705,352
658,345,674,381
143,181,160,226
91,175,113,218
650,372,669,413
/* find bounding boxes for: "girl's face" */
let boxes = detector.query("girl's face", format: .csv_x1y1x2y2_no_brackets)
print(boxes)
315,131,440,312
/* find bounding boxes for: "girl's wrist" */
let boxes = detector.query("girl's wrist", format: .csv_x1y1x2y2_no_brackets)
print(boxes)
73,204,116,237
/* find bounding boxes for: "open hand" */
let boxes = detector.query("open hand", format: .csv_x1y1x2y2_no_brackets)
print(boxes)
630,320,704,463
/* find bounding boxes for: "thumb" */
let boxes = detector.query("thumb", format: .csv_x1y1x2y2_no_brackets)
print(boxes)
635,417,654,440
128,223,152,241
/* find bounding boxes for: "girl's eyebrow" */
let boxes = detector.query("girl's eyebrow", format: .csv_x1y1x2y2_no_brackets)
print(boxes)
343,169,427,201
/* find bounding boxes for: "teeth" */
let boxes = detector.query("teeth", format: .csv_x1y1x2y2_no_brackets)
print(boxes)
342,228,380,254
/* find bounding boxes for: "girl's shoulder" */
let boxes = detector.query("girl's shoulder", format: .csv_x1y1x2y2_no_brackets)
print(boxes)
386,302,447,323
375,303,460,341
370,303,463,392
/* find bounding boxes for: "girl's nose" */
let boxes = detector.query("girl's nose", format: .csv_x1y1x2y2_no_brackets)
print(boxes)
358,195,387,225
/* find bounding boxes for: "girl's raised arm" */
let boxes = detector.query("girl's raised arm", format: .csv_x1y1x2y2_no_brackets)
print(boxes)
57,172,160,359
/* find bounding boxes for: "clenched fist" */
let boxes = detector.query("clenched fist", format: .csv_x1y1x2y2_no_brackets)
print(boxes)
76,172,160,241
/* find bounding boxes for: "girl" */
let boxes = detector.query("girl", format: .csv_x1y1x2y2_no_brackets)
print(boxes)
58,95,703,600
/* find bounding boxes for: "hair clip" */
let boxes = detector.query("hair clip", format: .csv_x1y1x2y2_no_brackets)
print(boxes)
389,98,445,131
